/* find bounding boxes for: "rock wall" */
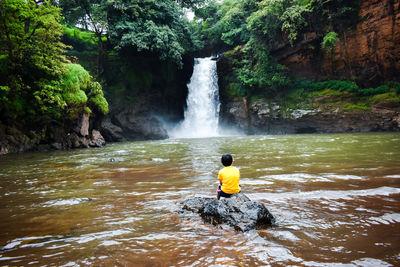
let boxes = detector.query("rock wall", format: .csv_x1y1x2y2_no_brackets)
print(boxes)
274,0,400,87
220,98,400,134
101,100,168,142
218,0,400,134
0,113,106,155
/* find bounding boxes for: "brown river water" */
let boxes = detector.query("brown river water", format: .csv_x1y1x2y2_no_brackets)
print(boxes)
0,133,399,266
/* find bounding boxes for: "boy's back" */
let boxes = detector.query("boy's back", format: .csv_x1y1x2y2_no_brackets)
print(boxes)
218,165,240,194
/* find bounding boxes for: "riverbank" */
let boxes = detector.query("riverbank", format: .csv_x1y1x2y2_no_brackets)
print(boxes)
219,90,400,134
0,113,105,155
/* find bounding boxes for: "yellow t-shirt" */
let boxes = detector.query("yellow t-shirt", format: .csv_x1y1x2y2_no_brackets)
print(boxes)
218,166,240,194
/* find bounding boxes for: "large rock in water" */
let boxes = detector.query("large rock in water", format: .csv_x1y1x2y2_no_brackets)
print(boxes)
181,193,275,232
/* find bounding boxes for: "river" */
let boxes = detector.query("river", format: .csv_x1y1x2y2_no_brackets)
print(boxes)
0,133,399,266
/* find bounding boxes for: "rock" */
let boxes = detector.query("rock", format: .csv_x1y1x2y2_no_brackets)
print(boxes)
101,117,125,142
50,142,63,150
0,124,40,154
219,99,400,134
67,133,81,148
271,0,400,86
181,193,275,232
90,129,105,147
80,113,90,137
103,103,169,141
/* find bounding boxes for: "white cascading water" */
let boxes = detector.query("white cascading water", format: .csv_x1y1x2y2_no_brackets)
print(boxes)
170,57,221,138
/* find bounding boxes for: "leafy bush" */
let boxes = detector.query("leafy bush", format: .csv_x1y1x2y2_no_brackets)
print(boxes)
371,93,400,104
233,39,291,97
87,81,108,115
63,26,97,51
342,103,370,112
310,80,359,92
281,4,309,45
60,63,108,118
62,64,91,92
358,85,390,96
321,32,339,53
387,81,400,94
226,82,245,99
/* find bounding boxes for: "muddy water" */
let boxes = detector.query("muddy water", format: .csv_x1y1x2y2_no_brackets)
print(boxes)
0,133,399,266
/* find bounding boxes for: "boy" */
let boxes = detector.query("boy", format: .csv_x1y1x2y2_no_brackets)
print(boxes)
216,154,241,200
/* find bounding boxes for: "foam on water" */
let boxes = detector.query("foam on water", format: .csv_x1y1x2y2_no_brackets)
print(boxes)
249,186,400,202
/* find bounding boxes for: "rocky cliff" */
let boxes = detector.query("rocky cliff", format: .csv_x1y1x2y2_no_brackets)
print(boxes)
218,0,400,134
274,0,400,87
220,98,400,134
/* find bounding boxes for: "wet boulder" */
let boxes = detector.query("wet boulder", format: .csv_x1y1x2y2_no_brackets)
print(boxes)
181,193,275,231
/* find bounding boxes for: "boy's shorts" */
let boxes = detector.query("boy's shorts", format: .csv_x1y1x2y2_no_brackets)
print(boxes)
217,185,233,198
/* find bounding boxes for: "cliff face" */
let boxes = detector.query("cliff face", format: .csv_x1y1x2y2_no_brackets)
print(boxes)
275,0,400,87
218,0,400,134
219,98,400,135
0,114,106,155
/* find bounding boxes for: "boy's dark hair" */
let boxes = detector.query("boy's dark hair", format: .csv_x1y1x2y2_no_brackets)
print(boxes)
221,154,233,166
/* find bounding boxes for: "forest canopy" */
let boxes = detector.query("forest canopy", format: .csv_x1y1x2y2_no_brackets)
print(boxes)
0,0,108,130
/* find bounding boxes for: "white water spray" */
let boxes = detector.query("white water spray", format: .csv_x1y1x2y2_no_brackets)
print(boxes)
170,57,221,138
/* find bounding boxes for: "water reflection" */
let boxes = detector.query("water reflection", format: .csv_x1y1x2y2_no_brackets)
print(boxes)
0,133,399,266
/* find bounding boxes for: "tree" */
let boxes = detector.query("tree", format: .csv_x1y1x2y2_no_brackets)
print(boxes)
59,0,109,76
321,31,339,75
0,0,108,127
60,0,195,68
108,0,194,67
0,0,68,124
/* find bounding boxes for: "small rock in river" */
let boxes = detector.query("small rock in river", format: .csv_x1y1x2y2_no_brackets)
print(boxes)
181,193,275,231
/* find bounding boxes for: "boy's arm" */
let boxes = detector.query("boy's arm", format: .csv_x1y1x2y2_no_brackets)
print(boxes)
218,170,223,185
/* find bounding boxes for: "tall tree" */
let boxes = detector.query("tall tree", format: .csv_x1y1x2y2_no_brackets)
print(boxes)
59,0,109,76
0,0,108,127
0,0,68,124
60,0,196,68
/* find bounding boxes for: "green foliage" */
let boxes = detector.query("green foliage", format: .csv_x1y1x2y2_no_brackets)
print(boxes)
326,0,360,31
63,26,97,51
342,103,370,112
246,0,310,47
223,40,291,98
284,79,400,114
226,82,245,99
295,79,400,100
371,92,400,104
281,4,309,46
60,0,198,69
60,64,109,118
312,80,358,93
312,88,344,97
388,82,400,95
62,64,91,92
115,20,185,66
192,0,260,48
247,0,292,46
87,81,109,115
0,0,68,123
321,32,339,53
358,85,390,96
0,0,109,126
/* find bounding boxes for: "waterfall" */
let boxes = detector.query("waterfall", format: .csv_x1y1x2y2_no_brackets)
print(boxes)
170,57,221,138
